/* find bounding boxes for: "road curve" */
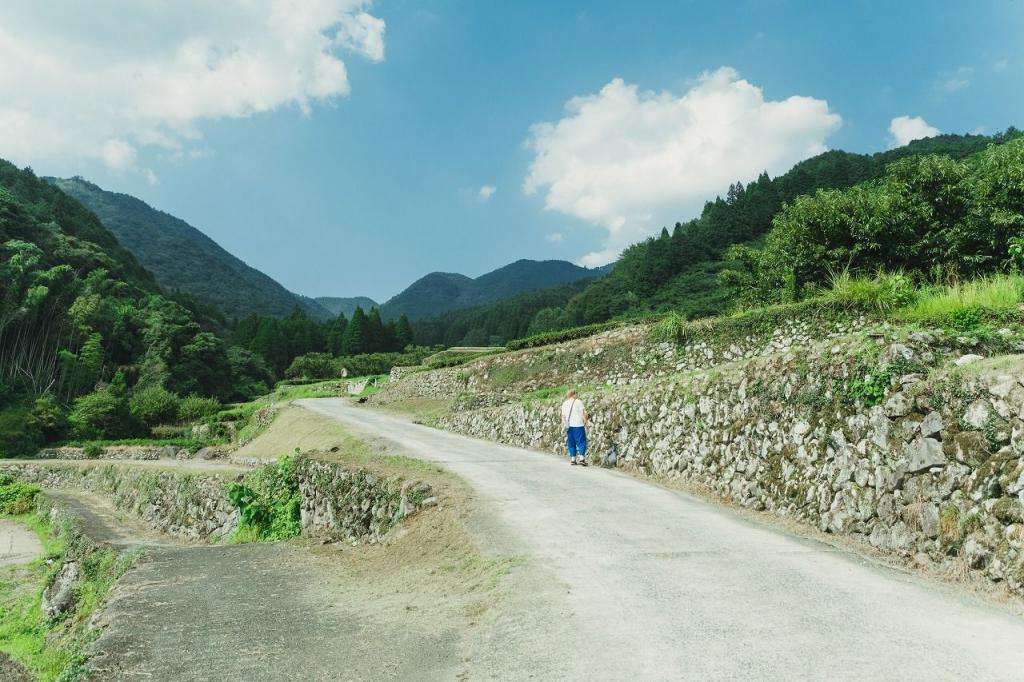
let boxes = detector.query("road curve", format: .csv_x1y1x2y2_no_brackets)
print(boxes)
299,398,1024,681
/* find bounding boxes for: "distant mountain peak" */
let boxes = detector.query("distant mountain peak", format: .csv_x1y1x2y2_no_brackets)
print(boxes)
379,258,604,321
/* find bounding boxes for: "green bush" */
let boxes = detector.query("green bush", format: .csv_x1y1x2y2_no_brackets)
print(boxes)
336,349,433,378
83,443,104,459
507,320,623,350
69,384,137,440
649,312,687,344
25,394,69,442
284,352,339,380
177,395,222,423
0,405,43,457
128,385,181,427
0,473,40,514
425,350,502,369
226,456,301,541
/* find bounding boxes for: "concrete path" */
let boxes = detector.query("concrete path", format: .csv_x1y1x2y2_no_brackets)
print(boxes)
0,519,42,566
300,398,1024,681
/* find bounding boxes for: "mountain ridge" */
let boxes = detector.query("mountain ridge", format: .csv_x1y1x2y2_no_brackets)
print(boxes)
379,259,607,321
48,177,333,321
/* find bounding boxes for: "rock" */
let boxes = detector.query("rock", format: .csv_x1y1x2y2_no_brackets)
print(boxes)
882,343,914,364
904,437,946,473
963,400,991,430
963,535,991,568
989,376,1018,399
920,504,940,539
955,354,984,367
42,561,80,619
951,431,990,466
919,412,943,439
155,445,180,459
883,392,912,418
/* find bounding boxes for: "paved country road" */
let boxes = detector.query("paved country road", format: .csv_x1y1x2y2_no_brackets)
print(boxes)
299,398,1024,681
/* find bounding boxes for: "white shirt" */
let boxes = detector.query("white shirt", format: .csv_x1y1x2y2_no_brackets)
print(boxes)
561,398,586,428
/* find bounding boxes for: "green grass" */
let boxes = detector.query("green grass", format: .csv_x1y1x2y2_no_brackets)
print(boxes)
522,385,568,401
0,507,139,681
57,437,220,450
898,274,1024,325
822,269,916,313
273,381,341,401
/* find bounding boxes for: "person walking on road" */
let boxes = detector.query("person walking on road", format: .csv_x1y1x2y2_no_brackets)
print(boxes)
560,389,589,466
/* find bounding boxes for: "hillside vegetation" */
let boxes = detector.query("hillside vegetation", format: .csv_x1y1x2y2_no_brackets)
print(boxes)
51,177,331,321
410,131,1017,347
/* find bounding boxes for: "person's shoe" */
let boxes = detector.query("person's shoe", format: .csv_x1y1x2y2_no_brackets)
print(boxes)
578,459,588,467
570,459,577,465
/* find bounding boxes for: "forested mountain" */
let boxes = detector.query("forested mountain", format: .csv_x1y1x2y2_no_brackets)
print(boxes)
49,177,332,321
380,259,605,321
315,296,379,319
1,159,278,454
410,130,1018,345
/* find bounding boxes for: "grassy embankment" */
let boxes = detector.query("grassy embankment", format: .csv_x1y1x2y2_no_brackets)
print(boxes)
0,476,138,681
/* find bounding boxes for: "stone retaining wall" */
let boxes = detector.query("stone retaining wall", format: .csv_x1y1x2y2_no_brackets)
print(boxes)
2,458,435,545
2,463,240,541
435,329,1024,595
295,458,435,542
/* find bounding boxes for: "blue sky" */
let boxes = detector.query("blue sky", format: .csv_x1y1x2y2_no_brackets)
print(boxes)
2,0,1022,301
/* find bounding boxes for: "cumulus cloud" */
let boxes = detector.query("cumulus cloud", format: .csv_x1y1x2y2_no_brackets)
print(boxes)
524,67,841,266
478,185,496,201
888,115,940,148
0,0,385,173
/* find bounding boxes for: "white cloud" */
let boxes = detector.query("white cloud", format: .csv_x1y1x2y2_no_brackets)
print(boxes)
938,66,972,92
888,115,940,148
0,1,385,174
992,59,1009,72
524,67,841,266
478,185,496,201
143,168,160,186
544,232,564,244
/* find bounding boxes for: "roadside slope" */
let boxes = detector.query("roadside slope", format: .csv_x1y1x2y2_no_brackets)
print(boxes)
301,398,1024,680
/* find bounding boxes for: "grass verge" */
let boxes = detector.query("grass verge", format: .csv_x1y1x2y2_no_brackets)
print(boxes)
0,493,139,681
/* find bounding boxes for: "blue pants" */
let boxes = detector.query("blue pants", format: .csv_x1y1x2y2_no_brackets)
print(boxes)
566,426,587,460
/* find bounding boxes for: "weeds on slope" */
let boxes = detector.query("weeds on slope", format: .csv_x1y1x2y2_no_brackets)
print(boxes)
0,489,139,681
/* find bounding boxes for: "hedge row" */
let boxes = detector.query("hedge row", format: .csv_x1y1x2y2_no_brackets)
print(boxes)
506,320,625,351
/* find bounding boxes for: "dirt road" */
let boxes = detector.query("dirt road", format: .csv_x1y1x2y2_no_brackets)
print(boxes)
300,397,1024,681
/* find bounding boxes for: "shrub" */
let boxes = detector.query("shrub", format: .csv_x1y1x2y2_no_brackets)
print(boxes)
507,320,623,351
0,473,40,514
649,312,687,344
177,395,222,424
284,352,339,380
336,349,433,378
226,456,301,541
129,385,181,427
824,269,916,313
83,443,104,459
25,394,69,442
0,406,42,457
69,385,137,440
